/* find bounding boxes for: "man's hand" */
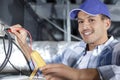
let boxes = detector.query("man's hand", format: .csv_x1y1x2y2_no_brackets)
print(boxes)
41,64,79,80
10,24,27,45
10,24,32,60
40,64,100,80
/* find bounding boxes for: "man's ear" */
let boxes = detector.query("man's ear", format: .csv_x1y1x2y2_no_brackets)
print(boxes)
105,19,111,30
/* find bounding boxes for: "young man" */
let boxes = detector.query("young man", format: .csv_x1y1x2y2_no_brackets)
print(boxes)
10,0,120,80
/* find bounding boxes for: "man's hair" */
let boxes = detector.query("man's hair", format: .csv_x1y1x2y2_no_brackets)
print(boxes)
101,14,110,20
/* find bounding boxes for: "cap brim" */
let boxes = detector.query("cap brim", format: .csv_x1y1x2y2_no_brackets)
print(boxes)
70,9,98,19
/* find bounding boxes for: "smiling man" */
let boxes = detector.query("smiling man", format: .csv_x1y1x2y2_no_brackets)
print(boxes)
77,12,110,51
10,0,120,80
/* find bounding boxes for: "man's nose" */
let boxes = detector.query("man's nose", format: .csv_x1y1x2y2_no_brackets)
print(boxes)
82,21,90,29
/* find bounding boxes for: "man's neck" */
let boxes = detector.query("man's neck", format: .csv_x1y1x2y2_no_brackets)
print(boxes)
88,37,109,51
88,43,97,51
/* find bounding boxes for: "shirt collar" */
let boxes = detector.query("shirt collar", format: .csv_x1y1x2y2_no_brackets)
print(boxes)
97,36,117,50
77,36,117,56
93,36,117,56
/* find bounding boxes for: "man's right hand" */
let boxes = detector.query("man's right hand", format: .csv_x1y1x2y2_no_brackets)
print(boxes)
10,24,32,60
41,64,100,80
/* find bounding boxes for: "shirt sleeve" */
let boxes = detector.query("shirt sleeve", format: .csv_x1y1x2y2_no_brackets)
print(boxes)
29,59,35,70
97,65,120,80
29,59,43,75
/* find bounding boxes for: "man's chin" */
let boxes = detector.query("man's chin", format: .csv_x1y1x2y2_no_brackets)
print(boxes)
84,40,94,44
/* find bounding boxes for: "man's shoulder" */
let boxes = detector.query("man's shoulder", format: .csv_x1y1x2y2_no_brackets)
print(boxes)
112,41,120,65
109,40,120,49
64,40,86,54
112,41,120,54
69,40,86,49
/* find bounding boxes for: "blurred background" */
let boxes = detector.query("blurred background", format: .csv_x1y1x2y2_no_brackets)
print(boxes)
0,0,120,78
0,0,120,41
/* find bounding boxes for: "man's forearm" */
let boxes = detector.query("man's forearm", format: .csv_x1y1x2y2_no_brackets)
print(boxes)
76,69,100,80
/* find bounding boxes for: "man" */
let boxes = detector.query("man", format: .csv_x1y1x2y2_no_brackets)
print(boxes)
10,0,120,80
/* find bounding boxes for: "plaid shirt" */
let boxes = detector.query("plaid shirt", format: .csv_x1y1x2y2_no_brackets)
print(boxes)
30,36,118,69
46,36,118,69
29,36,120,79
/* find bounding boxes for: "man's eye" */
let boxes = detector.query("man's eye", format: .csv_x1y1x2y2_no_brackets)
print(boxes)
78,21,83,24
89,19,95,22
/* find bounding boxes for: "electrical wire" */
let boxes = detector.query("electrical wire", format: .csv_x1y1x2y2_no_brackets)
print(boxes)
12,40,32,75
2,37,32,75
10,27,33,73
0,28,33,75
0,19,33,75
0,29,12,72
2,37,22,74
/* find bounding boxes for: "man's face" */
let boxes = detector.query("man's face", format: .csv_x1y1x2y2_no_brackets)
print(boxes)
77,11,110,45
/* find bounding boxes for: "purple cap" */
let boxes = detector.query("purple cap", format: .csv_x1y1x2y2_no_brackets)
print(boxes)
70,0,110,19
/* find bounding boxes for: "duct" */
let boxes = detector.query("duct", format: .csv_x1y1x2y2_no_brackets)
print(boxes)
0,39,78,74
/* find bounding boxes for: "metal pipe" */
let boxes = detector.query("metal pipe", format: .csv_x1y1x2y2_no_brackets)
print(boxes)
66,0,71,42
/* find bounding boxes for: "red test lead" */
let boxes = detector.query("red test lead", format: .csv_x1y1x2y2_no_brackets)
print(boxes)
7,27,23,33
6,27,33,50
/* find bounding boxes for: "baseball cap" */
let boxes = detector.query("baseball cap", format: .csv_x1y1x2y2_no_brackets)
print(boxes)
70,0,110,19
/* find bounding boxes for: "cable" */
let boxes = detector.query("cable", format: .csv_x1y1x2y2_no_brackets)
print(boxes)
12,40,32,74
2,37,22,74
0,27,32,75
0,29,12,72
7,28,33,74
7,28,33,50
2,37,32,75
0,19,33,75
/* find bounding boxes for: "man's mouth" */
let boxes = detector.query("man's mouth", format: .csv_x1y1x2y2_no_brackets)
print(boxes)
82,31,93,36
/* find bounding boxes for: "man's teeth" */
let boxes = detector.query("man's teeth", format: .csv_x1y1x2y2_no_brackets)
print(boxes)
84,32,92,35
